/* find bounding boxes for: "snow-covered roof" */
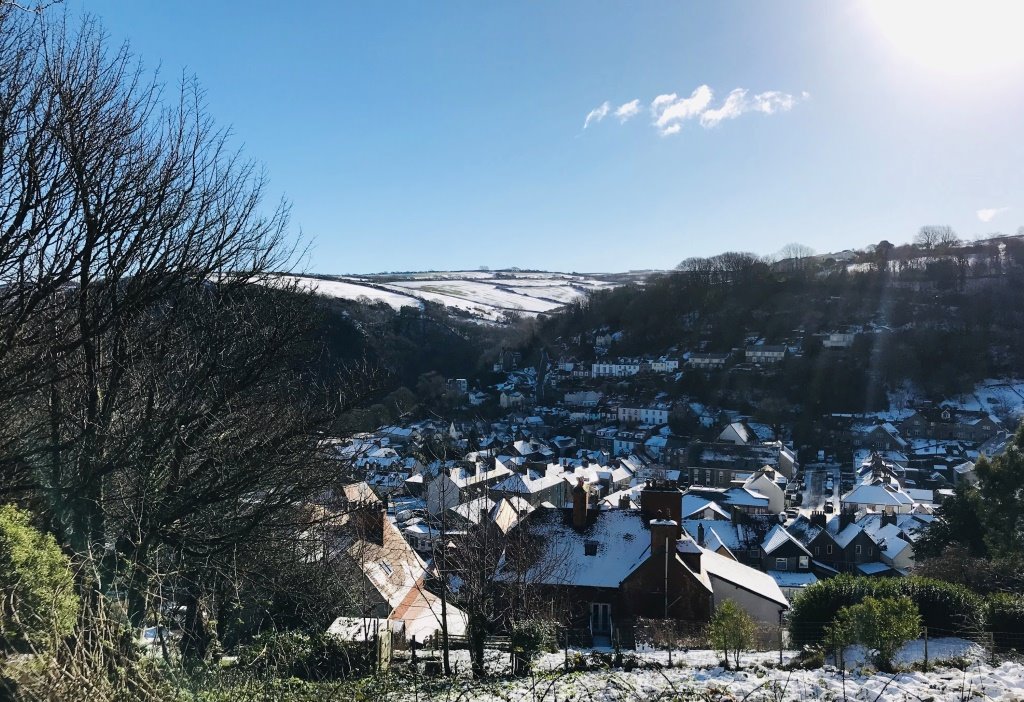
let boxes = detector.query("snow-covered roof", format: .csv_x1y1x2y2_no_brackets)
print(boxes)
833,523,866,549
681,497,730,520
856,561,896,576
767,571,817,589
523,509,652,589
842,481,915,507
702,549,789,608
761,525,812,557
450,496,496,524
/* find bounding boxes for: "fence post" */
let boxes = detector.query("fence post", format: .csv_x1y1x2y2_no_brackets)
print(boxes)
990,631,996,667
564,628,569,672
922,626,928,671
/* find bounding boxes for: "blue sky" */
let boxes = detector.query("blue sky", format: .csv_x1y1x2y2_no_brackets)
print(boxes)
72,1,1024,274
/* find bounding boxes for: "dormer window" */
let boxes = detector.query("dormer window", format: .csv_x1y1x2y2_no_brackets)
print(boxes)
584,541,598,556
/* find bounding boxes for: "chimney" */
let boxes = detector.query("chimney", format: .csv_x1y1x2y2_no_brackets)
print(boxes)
640,482,682,537
618,493,631,510
810,510,826,527
572,478,588,530
839,508,854,531
696,522,706,547
354,504,386,546
650,518,678,557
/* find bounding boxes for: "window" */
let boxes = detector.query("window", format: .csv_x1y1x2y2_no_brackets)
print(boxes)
775,558,788,570
826,545,833,555
855,545,862,555
799,556,809,569
814,546,820,556
869,547,873,556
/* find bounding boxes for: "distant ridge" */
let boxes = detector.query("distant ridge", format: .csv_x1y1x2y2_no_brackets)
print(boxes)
274,269,653,322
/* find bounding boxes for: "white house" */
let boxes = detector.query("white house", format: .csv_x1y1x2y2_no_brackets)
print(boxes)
745,346,787,364
687,352,730,370
618,404,671,425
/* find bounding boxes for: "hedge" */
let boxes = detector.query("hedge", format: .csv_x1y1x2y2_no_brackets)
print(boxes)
788,575,984,647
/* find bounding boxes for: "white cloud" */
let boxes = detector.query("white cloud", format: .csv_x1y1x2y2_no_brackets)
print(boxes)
614,99,640,122
586,85,804,137
699,88,748,127
977,207,1010,223
652,85,714,135
650,93,678,113
751,90,797,114
583,101,610,129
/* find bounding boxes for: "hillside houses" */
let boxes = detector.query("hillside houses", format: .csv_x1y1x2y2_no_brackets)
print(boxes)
899,406,1002,443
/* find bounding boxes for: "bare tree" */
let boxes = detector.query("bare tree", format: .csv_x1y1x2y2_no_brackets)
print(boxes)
915,225,959,250
0,11,383,661
775,243,816,272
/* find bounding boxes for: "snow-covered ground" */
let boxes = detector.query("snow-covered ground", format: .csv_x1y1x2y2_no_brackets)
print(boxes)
395,639,1024,701
269,271,627,322
956,379,1024,422
272,275,423,311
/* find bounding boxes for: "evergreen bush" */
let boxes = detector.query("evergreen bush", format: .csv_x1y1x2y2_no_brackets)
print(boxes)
788,575,982,647
0,505,79,651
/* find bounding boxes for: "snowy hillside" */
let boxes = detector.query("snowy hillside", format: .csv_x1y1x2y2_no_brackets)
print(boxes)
275,270,644,322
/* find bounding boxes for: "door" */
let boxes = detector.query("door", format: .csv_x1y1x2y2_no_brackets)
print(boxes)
590,602,611,635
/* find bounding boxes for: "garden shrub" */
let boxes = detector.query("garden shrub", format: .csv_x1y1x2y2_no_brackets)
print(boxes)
0,505,79,651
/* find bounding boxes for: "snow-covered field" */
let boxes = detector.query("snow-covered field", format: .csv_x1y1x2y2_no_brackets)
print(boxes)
956,380,1024,422
272,275,423,311
396,639,1024,701
270,271,629,322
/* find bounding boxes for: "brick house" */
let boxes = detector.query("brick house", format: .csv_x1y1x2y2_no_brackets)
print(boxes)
505,481,789,644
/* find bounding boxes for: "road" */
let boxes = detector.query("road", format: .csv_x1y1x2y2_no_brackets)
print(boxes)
798,466,839,516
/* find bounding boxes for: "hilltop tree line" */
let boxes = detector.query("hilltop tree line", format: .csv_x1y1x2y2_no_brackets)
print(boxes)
536,234,1024,419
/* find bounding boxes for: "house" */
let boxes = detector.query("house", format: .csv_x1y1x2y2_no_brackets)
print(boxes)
564,390,603,407
841,477,915,514
745,345,787,364
854,423,908,452
788,511,897,576
687,352,730,370
500,391,526,409
648,357,680,373
823,332,857,349
618,404,671,425
758,525,818,599
591,361,641,378
424,463,512,515
899,407,1002,443
331,483,469,641
489,466,568,508
718,421,760,446
507,481,788,644
743,469,786,514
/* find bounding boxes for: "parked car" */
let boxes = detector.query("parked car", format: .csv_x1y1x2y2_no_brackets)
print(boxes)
785,507,799,519
824,500,835,513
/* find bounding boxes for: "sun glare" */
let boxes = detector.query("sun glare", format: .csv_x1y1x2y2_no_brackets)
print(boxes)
865,0,1024,76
